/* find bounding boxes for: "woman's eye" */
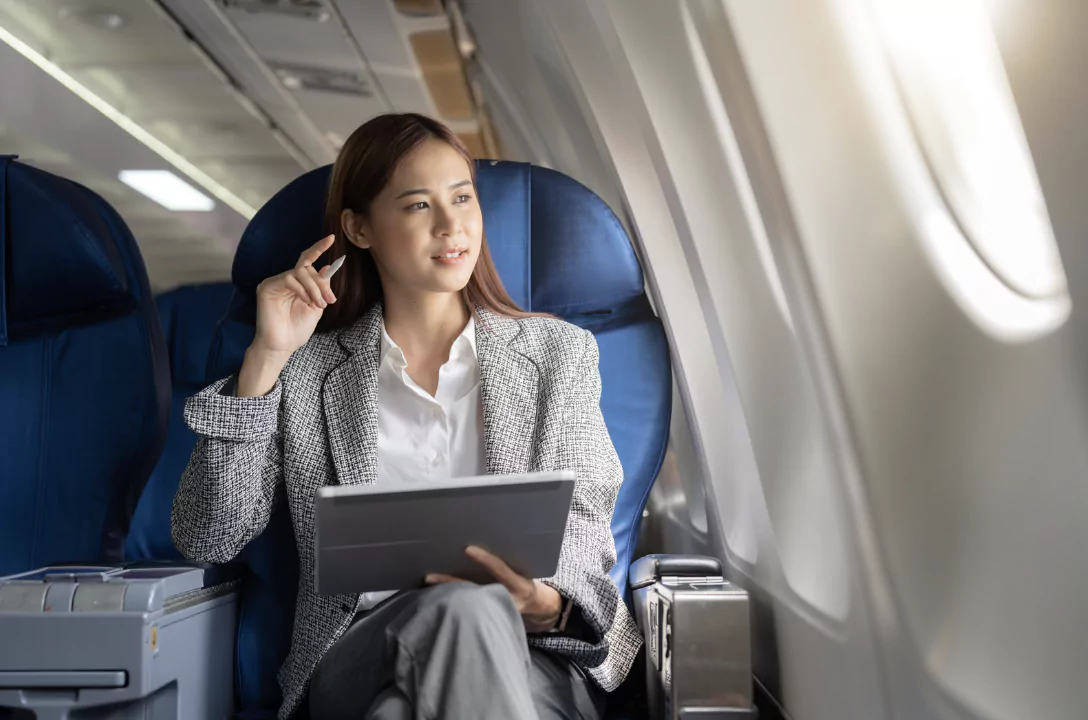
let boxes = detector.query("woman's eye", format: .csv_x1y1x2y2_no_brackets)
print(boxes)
454,194,472,204
407,201,428,211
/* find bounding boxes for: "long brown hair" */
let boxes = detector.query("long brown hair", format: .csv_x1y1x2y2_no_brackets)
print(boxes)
319,113,531,331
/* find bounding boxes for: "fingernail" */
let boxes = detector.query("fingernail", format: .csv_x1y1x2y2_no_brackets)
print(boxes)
424,574,437,584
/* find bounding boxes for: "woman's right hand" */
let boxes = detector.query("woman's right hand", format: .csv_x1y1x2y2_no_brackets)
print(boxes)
237,235,338,397
252,234,339,357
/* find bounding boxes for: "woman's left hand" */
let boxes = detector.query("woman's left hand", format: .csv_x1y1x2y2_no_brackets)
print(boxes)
425,545,564,633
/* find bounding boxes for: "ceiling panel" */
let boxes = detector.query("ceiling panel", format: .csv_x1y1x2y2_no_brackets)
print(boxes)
0,0,195,66
288,89,389,138
225,6,363,71
142,117,287,160
70,65,256,122
334,0,417,68
157,0,335,166
374,69,435,115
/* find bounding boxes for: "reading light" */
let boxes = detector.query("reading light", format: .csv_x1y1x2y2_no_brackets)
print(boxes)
119,170,215,212
0,23,256,219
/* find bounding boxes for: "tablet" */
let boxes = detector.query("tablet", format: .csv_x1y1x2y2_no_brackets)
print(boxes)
313,471,576,596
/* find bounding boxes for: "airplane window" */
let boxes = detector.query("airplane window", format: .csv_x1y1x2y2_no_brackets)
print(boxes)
870,0,1068,302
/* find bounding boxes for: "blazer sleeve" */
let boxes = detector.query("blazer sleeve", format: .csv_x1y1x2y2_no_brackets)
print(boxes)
170,372,285,564
532,329,641,672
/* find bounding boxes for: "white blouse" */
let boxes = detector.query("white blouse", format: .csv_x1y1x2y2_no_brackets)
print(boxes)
359,315,487,610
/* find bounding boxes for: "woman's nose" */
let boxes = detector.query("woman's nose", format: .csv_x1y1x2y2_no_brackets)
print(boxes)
433,206,459,236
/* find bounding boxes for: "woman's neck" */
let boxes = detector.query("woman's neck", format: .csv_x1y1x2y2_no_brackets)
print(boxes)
382,290,470,393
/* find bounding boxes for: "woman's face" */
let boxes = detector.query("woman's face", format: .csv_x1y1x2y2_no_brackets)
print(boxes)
344,139,483,297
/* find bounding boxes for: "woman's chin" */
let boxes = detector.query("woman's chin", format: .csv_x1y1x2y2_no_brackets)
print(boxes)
426,269,476,294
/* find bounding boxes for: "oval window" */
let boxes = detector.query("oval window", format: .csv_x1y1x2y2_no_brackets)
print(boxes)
870,0,1068,302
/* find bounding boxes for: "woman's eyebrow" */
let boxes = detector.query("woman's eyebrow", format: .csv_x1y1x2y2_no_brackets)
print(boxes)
394,180,471,200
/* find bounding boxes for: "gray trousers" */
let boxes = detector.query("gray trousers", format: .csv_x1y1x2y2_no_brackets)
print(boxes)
306,582,606,720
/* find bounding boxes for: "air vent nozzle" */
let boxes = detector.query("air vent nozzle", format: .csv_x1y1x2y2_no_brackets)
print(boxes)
269,62,372,97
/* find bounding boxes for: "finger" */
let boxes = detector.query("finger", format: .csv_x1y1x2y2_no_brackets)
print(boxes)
303,264,337,305
465,546,529,591
293,268,327,309
424,573,467,585
295,234,336,269
283,275,319,310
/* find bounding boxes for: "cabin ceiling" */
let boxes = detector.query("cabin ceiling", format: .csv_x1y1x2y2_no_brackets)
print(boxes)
0,0,493,292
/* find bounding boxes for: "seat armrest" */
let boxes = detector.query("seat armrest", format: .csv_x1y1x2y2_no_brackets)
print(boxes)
629,553,757,719
31,557,246,590
120,558,246,589
629,554,723,588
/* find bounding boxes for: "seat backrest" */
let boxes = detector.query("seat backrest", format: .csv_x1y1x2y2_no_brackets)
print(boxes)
205,161,671,714
125,282,235,562
0,156,170,576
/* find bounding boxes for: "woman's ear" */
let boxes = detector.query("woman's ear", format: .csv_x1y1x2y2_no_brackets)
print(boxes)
341,208,371,250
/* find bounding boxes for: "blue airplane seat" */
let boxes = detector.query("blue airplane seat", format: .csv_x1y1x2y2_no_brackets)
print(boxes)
201,161,672,717
124,282,235,562
0,156,170,576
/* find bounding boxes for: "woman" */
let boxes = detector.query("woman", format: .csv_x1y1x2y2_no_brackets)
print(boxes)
171,113,640,720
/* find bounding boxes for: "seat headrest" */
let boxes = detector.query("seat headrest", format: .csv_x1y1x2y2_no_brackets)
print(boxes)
0,157,137,346
232,161,643,317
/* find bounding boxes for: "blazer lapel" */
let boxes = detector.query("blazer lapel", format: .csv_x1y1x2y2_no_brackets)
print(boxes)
323,303,383,486
476,307,541,476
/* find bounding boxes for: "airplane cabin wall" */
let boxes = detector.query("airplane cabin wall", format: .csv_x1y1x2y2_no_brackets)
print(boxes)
723,0,1088,718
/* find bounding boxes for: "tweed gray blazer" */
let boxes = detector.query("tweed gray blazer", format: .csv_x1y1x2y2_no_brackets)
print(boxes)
171,303,642,719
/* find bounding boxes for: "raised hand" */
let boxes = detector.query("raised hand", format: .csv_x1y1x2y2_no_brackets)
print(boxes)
252,234,340,356
237,235,342,397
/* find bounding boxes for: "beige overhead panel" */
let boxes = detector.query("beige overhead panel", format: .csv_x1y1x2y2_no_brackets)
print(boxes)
456,131,484,158
409,28,474,121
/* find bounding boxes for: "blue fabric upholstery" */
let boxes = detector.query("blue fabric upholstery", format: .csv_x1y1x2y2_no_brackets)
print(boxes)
205,161,670,715
125,283,235,562
0,156,170,576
